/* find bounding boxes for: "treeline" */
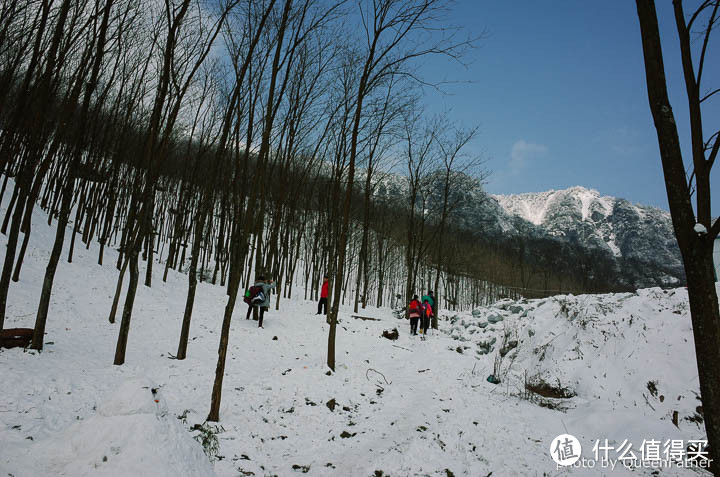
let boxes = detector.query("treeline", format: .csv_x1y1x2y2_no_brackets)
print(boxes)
0,0,619,421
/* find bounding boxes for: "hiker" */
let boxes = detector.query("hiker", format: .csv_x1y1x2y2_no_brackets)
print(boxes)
317,275,329,315
408,295,421,336
421,298,434,336
245,276,276,328
256,277,276,328
429,290,437,327
421,291,435,331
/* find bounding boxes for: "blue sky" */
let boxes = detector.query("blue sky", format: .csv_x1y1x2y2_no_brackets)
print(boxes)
418,0,720,212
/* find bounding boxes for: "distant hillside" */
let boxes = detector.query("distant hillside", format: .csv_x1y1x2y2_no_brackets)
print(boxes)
493,187,684,287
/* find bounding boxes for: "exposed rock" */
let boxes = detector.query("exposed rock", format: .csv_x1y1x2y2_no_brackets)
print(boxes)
487,314,504,324
381,328,399,340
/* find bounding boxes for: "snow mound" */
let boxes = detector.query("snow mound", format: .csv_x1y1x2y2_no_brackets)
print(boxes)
97,378,169,417
449,287,709,453
1,378,214,477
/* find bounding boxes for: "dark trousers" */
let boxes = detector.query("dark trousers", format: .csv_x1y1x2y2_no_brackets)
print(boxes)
421,315,430,334
246,305,266,326
317,297,327,315
410,317,419,335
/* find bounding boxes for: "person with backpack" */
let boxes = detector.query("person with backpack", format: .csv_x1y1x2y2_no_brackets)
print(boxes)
244,276,276,328
256,277,276,328
428,290,438,328
408,295,421,336
420,291,435,331
316,275,329,315
420,298,434,337
421,291,434,312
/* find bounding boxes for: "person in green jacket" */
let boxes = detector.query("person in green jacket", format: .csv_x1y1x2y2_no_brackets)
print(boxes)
421,292,434,309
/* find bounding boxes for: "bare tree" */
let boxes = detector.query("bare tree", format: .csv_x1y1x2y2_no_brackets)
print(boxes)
326,0,474,371
635,0,720,468
401,109,437,313
32,0,117,350
113,0,235,365
430,120,485,327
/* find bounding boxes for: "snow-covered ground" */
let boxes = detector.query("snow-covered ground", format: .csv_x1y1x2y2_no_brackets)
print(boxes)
0,201,713,476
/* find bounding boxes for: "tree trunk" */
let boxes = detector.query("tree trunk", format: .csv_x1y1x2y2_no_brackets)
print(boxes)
113,249,139,365
177,210,205,360
207,273,240,422
635,0,720,468
0,189,26,330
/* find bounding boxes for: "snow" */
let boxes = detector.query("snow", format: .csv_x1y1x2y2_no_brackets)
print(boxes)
715,237,720,281
493,186,606,225
694,223,707,235
0,197,714,476
493,189,555,225
576,187,596,221
1,377,214,477
607,232,622,257
597,195,615,217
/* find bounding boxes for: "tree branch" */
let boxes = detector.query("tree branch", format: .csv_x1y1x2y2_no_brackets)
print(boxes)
687,0,714,29
700,87,720,103
673,0,712,225
710,216,720,240
707,129,720,170
696,0,719,87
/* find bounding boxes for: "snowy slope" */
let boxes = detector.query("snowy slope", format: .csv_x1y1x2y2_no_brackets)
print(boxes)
449,290,709,448
0,199,713,476
494,186,612,226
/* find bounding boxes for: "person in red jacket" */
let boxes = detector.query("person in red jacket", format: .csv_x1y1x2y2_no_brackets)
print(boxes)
408,295,421,335
420,298,434,337
317,275,329,315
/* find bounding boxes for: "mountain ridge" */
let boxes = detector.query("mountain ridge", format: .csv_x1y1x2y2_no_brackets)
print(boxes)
491,185,684,286
371,172,684,290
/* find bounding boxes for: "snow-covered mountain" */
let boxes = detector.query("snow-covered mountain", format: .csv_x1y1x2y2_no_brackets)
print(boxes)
368,172,682,289
493,186,684,286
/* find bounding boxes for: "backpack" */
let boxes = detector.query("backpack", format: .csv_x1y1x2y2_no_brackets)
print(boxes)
244,285,265,305
409,300,420,314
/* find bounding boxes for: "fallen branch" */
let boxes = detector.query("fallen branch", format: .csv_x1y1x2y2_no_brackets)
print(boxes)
353,315,381,321
391,344,412,352
0,328,33,349
366,368,392,385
